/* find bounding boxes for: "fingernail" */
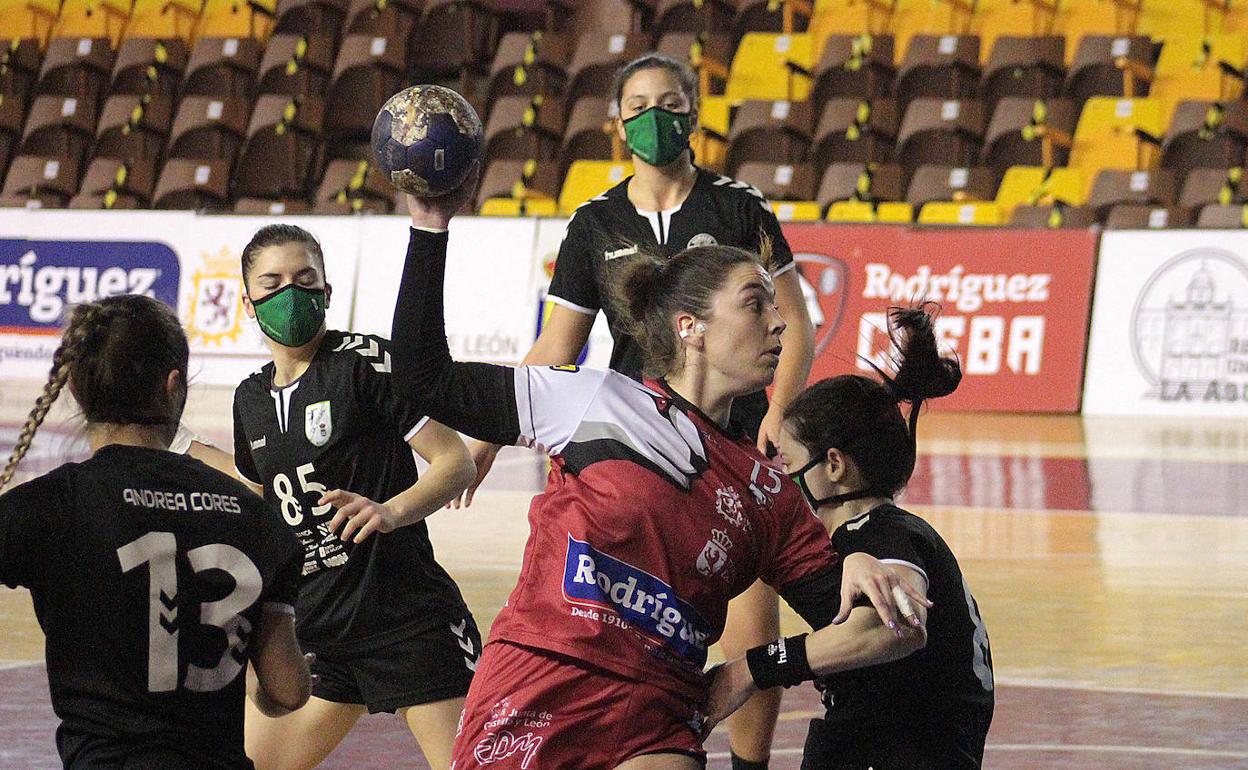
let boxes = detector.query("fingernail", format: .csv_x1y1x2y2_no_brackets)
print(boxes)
887,620,897,630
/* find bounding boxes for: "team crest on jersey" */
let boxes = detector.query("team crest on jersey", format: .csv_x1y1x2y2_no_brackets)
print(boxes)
696,528,734,578
305,400,332,446
687,233,718,248
715,485,751,532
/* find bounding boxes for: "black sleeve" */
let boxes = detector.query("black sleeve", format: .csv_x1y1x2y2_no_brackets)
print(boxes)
0,472,65,590
832,518,930,584
777,563,843,632
390,228,522,445
546,212,602,314
352,335,429,442
232,391,261,485
741,190,794,274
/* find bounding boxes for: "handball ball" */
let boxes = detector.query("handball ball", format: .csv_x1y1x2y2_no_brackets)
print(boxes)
372,85,483,197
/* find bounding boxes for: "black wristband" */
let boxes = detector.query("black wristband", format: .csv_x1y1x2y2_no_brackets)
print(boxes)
746,633,812,690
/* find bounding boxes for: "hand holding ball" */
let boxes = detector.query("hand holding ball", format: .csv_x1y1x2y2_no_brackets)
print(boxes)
372,85,483,197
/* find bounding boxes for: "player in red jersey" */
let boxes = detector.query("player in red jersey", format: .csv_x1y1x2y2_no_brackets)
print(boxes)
386,179,929,770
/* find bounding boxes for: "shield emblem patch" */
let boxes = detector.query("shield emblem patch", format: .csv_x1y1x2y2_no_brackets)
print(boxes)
305,400,332,447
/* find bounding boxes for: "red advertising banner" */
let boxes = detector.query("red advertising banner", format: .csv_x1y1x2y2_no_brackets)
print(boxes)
780,225,1097,412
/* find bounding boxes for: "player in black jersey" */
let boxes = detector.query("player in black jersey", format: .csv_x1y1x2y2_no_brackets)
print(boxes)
231,224,479,770
457,53,817,770
768,305,995,769
0,294,312,770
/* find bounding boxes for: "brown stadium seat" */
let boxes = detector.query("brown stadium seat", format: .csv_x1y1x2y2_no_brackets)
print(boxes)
475,157,561,210
1161,100,1248,186
0,38,43,98
1009,203,1098,228
487,31,571,104
75,155,158,205
654,0,736,35
560,96,622,177
1086,168,1177,219
234,94,323,199
110,38,188,96
18,93,98,167
566,33,651,102
733,161,817,201
257,33,335,96
553,0,652,39
323,34,406,144
905,164,997,208
655,32,735,95
1196,204,1248,228
978,36,1065,108
724,99,811,176
817,162,904,211
167,95,251,161
807,34,895,106
1063,35,1154,105
67,190,144,208
484,94,565,163
734,0,810,37
315,157,393,211
981,97,1076,172
234,197,313,213
0,154,82,207
152,157,232,208
36,36,115,100
896,97,986,172
273,0,349,39
183,36,264,97
894,35,981,109
345,0,422,37
0,90,25,177
93,92,174,160
1104,204,1191,229
810,97,898,173
1179,167,1243,210
407,0,499,82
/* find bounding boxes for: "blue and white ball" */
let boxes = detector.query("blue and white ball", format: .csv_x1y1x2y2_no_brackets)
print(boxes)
372,85,483,197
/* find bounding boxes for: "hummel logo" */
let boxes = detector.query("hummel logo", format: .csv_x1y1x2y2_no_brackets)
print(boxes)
846,515,870,531
250,436,266,450
605,245,639,261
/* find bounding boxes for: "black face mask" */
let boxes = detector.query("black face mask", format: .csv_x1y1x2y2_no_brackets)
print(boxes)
788,453,884,512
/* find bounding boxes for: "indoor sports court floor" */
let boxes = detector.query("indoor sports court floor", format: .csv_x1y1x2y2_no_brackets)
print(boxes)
2,381,1246,769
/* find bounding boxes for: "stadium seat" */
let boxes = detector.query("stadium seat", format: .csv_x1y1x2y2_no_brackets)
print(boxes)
770,200,820,221
1179,167,1242,210
1104,204,1192,229
558,159,632,214
905,164,997,207
477,196,558,216
981,96,1075,172
726,32,813,101
124,0,201,43
344,0,421,36
167,94,251,161
560,96,621,178
896,97,986,172
806,33,895,106
724,99,811,176
1062,35,1153,106
256,33,335,96
1160,100,1248,185
1136,0,1208,39
917,201,1003,225
75,154,157,205
487,31,571,104
323,33,406,144
407,0,499,83
18,93,98,167
734,0,811,38
196,0,276,40
654,0,736,36
36,36,115,100
0,91,25,180
565,33,650,102
68,190,144,207
51,0,132,48
273,0,348,39
1069,96,1163,173
476,157,561,211
314,157,391,212
978,35,1065,108
1052,1,1131,47
111,38,188,96
972,0,1053,65
484,94,564,163
234,93,322,199
994,165,1086,217
0,38,43,99
734,161,817,202
1195,203,1248,228
554,0,651,39
93,92,173,159
810,97,898,172
1149,33,1245,123
1008,202,1097,228
894,34,981,109
655,32,735,96
1086,168,1177,219
233,196,312,213
816,161,904,212
825,199,913,223
183,36,263,97
0,154,82,207
152,157,231,208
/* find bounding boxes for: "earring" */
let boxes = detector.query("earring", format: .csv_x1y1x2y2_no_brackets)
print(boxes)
695,322,706,334
679,329,690,339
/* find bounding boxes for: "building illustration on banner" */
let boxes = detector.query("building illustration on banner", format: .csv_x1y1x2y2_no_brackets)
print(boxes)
1131,248,1248,402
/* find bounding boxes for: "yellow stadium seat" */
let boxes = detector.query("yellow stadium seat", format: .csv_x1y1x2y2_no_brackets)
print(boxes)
1151,33,1246,122
995,166,1087,217
0,0,59,43
726,33,814,102
1069,97,1163,175
124,0,202,42
971,0,1049,65
1138,0,1209,38
196,0,274,41
559,160,633,215
479,198,558,217
52,0,133,46
917,201,1003,225
811,0,890,44
826,200,913,223
692,94,730,172
771,201,822,221
1054,1,1132,63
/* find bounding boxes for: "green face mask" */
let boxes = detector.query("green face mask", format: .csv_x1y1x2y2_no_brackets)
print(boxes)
623,106,692,167
252,284,326,348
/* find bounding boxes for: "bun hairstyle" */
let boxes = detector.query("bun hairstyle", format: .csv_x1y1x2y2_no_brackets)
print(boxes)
610,242,772,378
784,303,961,498
0,295,189,491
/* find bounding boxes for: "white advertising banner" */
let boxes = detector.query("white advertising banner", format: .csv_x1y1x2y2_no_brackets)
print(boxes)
1084,230,1248,416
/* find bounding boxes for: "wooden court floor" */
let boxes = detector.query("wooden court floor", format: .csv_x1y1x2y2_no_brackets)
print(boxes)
2,381,1246,769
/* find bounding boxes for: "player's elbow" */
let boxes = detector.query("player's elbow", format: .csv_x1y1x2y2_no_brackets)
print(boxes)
886,622,927,660
260,665,312,714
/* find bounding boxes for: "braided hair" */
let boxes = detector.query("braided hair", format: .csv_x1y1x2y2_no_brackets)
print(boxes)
0,295,189,491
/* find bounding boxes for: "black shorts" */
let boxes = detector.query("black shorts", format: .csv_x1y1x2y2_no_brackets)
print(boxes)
801,713,989,770
309,615,481,714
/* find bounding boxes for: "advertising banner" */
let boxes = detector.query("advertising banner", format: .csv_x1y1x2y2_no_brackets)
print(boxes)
781,225,1097,412
1084,231,1248,416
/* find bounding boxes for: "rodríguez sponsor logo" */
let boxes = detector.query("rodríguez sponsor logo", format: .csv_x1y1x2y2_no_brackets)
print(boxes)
0,239,180,329
562,535,711,666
